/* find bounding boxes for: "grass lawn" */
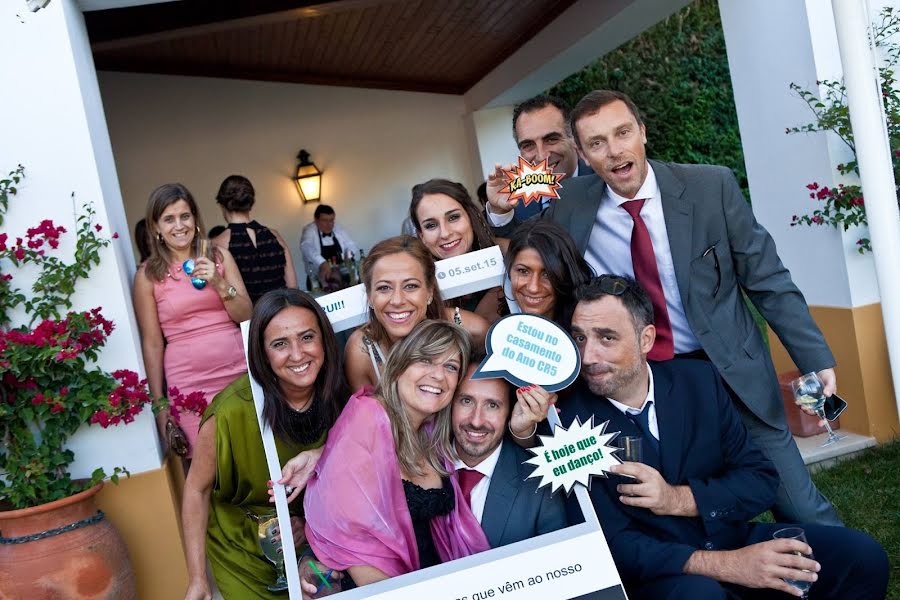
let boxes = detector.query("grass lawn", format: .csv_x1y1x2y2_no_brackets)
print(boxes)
814,441,900,598
758,441,900,597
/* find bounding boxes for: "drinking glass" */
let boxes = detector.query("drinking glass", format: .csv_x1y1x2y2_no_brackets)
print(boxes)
614,435,643,485
249,511,289,592
773,527,815,599
790,372,846,447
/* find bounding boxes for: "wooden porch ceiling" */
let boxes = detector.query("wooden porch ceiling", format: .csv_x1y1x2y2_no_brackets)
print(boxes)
86,0,578,94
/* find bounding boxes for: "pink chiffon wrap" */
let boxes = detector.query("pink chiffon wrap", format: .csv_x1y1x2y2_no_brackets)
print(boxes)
304,389,490,577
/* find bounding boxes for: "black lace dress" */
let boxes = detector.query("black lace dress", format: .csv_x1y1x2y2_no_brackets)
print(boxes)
226,221,287,304
402,478,455,568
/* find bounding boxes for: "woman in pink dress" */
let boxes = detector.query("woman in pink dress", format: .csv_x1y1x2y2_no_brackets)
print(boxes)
133,183,252,466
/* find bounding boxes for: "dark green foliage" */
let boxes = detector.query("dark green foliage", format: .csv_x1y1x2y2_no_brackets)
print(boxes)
548,0,749,197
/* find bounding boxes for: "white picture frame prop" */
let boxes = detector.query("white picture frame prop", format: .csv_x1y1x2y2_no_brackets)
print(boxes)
242,243,628,599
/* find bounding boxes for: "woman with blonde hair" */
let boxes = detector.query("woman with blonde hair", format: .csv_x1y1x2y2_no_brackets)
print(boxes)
304,320,490,587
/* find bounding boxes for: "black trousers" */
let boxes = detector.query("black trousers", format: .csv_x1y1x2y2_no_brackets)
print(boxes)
630,523,888,599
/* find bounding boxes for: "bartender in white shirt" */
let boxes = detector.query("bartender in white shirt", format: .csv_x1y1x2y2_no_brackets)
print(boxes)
299,204,359,289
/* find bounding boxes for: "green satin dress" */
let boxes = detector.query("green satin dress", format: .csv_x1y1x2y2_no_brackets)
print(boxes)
201,374,326,599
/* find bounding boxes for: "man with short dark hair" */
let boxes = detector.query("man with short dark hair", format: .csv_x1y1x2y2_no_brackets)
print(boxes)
511,276,888,599
299,204,359,290
508,95,593,219
490,89,840,527
452,362,567,547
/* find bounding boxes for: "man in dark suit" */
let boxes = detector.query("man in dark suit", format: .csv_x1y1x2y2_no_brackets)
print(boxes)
451,362,567,547
511,276,887,599
509,95,594,219
489,90,840,526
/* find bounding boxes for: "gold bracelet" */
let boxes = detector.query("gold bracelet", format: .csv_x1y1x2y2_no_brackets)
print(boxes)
508,421,537,440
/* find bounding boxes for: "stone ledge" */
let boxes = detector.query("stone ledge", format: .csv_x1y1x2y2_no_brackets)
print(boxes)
795,431,877,473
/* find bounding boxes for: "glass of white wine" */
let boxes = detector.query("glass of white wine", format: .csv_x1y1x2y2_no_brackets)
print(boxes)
255,513,289,592
790,372,846,447
773,527,815,599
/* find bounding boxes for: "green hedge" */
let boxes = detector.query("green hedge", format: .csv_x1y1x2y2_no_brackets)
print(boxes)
548,0,749,198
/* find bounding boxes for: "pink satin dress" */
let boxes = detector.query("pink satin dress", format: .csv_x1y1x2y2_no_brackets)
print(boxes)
154,263,247,457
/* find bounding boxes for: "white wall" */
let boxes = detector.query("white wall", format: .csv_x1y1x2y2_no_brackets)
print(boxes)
98,72,477,282
0,0,160,478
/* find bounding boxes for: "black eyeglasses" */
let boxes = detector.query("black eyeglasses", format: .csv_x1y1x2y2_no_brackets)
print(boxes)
597,274,629,296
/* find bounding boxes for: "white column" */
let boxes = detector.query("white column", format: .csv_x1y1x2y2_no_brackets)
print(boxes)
831,0,900,414
0,0,161,475
463,105,520,183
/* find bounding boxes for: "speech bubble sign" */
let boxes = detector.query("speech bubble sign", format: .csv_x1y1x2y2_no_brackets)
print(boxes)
472,313,580,391
500,156,565,207
526,416,622,495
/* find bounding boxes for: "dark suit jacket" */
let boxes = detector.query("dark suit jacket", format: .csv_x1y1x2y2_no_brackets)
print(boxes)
496,160,834,428
556,360,779,585
480,439,568,548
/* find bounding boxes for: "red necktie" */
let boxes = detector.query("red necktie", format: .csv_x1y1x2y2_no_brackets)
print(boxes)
458,468,485,507
621,199,674,360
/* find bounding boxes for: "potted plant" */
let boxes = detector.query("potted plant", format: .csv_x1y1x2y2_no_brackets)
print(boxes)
0,165,153,598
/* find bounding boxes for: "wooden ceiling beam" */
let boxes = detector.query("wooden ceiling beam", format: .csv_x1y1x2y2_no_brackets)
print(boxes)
89,0,401,52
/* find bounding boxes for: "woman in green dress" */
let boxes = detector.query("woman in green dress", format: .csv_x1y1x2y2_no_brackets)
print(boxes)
182,288,346,600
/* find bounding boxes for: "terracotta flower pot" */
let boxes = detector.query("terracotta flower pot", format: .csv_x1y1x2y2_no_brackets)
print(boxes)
0,482,136,599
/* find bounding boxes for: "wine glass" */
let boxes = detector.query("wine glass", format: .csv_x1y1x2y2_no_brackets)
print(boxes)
773,527,815,599
254,513,289,592
790,372,846,447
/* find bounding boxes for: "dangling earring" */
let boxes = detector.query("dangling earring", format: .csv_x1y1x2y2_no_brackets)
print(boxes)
195,225,200,235
157,232,164,243
427,297,433,306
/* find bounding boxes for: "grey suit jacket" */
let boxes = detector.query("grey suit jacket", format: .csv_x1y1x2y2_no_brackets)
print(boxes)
497,160,835,428
480,440,568,548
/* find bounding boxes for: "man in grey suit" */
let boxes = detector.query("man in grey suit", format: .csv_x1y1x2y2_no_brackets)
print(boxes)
487,90,840,526
452,363,568,547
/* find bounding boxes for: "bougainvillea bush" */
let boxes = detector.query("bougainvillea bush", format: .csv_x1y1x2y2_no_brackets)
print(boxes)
787,7,900,253
0,165,155,510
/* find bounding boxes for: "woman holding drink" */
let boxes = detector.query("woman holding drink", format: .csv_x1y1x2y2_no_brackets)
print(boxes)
182,289,346,600
133,183,252,462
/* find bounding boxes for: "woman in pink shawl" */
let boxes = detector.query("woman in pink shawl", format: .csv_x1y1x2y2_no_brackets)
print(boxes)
303,319,490,587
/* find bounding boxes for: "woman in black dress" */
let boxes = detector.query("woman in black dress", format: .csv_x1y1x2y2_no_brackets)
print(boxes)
211,175,298,303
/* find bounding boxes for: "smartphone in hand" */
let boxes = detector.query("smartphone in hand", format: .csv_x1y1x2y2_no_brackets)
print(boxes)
823,394,848,421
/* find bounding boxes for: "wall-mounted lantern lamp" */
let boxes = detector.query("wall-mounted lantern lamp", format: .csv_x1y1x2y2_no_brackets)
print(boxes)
293,149,322,204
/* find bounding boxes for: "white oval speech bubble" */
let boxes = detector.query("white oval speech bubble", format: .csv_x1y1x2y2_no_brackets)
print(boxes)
472,313,580,391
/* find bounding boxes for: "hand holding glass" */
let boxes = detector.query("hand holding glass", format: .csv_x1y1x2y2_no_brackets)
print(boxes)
790,372,846,446
615,435,642,484
256,514,289,592
773,527,816,599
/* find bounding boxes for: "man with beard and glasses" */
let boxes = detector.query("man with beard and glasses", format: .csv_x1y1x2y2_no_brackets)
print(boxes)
488,89,839,529
509,276,887,600
451,362,567,548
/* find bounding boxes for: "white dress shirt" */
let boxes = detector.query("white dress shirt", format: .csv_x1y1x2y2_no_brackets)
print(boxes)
299,221,359,274
584,164,700,353
486,163,699,352
607,364,660,440
453,441,504,524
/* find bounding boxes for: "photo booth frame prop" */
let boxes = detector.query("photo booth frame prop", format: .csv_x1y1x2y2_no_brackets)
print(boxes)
243,243,628,599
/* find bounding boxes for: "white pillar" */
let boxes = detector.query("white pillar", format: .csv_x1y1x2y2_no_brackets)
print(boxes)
831,0,900,415
464,105,520,183
0,0,161,476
